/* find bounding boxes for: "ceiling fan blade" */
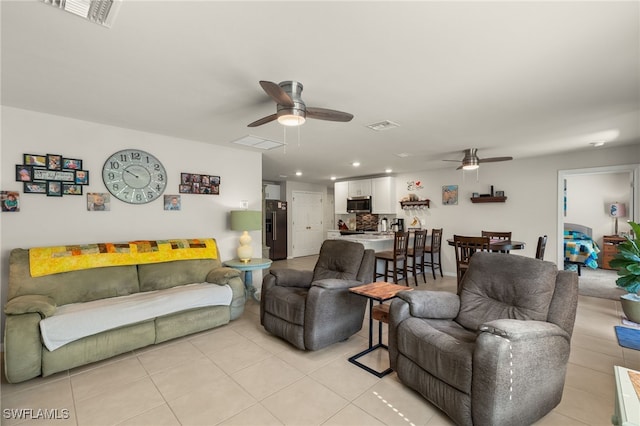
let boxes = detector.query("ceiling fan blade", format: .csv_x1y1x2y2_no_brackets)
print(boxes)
306,107,354,122
442,159,461,162
247,113,278,127
478,156,513,163
456,165,463,170
259,81,294,107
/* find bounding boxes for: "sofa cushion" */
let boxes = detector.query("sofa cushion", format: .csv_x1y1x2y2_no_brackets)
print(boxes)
312,240,364,281
397,317,476,393
9,249,139,305
456,253,558,331
138,258,222,292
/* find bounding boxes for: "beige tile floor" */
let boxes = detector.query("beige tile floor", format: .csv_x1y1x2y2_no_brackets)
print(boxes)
1,256,639,426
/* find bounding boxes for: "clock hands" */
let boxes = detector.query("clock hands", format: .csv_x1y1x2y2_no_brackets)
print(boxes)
124,169,140,179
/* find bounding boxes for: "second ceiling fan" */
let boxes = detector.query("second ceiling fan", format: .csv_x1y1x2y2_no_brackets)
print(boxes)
443,148,513,170
248,80,354,127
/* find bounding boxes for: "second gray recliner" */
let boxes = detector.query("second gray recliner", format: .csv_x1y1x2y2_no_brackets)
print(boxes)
260,239,375,351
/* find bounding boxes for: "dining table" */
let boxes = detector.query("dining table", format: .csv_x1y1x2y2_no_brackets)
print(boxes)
447,238,526,252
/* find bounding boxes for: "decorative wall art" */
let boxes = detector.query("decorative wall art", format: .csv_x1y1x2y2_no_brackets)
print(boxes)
164,195,181,211
1,191,20,212
17,153,89,197
442,185,458,205
179,173,220,195
407,180,424,191
87,193,110,211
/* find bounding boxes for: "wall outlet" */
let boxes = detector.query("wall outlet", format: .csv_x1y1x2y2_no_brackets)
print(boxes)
240,200,249,209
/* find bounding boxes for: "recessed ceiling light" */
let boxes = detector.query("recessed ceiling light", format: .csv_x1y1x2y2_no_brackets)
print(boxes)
295,171,302,176
394,153,411,158
591,141,606,147
330,176,336,181
352,162,360,167
279,174,288,178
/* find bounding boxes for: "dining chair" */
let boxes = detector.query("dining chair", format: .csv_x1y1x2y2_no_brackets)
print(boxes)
536,235,548,260
453,235,490,293
481,230,512,253
423,228,443,280
406,229,427,286
375,231,409,285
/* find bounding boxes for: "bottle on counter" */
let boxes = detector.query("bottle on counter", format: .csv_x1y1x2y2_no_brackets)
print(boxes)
380,217,388,232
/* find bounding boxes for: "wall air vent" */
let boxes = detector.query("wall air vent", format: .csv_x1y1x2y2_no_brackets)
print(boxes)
366,120,400,131
41,0,122,28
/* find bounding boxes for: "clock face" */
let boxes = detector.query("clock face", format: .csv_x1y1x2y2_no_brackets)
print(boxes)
102,149,167,204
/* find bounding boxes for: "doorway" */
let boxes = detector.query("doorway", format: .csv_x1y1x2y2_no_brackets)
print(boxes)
292,191,324,257
557,164,639,268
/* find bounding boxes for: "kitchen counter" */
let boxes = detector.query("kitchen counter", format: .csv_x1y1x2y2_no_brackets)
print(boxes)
328,232,395,251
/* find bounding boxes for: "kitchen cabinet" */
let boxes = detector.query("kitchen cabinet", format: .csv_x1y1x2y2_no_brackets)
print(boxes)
348,179,372,197
334,181,348,213
264,184,281,200
372,176,396,213
602,235,626,270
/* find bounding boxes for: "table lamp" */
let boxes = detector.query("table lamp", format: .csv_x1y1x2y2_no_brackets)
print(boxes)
230,210,262,262
609,202,627,235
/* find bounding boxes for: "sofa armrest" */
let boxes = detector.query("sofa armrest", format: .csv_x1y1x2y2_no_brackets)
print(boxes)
206,267,241,284
397,290,460,319
479,319,571,342
5,295,56,318
268,269,314,288
311,278,362,290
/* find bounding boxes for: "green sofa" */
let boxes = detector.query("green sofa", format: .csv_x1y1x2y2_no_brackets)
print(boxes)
4,246,246,383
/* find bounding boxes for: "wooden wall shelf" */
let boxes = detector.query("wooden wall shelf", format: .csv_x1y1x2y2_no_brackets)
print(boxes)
470,196,507,203
400,200,430,209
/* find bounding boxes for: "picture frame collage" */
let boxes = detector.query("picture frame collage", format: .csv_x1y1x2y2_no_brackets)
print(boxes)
179,173,220,195
17,154,88,197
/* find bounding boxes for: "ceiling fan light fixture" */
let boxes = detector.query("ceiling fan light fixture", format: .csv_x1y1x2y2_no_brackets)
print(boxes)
277,109,306,127
462,164,480,170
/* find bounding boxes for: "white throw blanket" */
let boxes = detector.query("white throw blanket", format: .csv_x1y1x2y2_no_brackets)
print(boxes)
39,283,232,351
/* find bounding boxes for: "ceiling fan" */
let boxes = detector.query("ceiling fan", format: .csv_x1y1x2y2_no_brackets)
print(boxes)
443,148,513,170
248,80,354,127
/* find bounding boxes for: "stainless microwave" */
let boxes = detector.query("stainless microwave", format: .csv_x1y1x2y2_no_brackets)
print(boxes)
347,196,372,213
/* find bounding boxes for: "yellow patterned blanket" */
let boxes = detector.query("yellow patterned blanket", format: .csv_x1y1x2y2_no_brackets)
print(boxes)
29,238,218,277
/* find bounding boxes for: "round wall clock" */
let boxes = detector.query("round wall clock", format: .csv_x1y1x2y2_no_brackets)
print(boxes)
102,149,167,204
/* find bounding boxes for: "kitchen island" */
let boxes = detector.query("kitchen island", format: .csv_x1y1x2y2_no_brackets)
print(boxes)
327,231,395,252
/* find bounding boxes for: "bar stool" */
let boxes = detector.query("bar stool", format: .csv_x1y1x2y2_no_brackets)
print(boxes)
423,228,443,280
406,229,427,286
481,231,512,253
536,235,548,260
453,235,490,294
375,231,409,284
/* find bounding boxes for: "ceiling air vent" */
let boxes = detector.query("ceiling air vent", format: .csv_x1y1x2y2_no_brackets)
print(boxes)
41,0,122,28
366,120,400,131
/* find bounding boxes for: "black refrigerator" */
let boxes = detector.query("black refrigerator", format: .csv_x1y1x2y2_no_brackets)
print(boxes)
265,200,287,260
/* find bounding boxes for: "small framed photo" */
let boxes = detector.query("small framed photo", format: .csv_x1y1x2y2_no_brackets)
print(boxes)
23,154,46,167
24,181,47,194
62,158,82,170
47,154,63,170
75,170,89,185
495,191,505,197
63,184,83,195
1,191,20,212
164,195,181,211
87,193,110,211
16,165,33,182
47,181,63,197
472,192,479,198
442,185,458,205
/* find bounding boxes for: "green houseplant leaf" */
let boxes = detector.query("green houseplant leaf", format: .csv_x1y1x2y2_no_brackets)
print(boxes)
610,221,640,294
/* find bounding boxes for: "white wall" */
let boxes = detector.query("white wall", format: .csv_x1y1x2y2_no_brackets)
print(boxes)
565,172,632,253
0,106,263,340
393,144,640,276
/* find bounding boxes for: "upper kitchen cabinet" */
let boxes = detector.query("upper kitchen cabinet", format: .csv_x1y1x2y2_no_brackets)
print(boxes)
348,180,372,197
372,176,396,213
334,181,348,213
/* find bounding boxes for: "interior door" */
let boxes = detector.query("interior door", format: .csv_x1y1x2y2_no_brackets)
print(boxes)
292,191,324,257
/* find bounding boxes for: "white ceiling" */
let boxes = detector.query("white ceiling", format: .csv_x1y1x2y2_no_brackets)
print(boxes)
2,1,639,185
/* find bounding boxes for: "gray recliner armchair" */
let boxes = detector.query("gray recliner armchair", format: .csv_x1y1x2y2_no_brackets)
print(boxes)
389,252,578,426
260,239,375,351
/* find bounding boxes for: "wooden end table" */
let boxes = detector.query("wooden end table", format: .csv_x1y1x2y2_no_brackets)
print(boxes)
348,281,413,377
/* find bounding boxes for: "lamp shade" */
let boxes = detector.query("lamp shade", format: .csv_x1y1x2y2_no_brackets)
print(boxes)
230,210,262,231
609,203,627,218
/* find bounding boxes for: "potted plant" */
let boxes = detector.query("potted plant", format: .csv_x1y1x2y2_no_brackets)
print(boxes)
609,221,640,323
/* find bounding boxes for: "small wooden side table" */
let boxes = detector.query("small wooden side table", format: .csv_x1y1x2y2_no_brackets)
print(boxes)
602,235,626,270
223,258,272,302
348,281,413,377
